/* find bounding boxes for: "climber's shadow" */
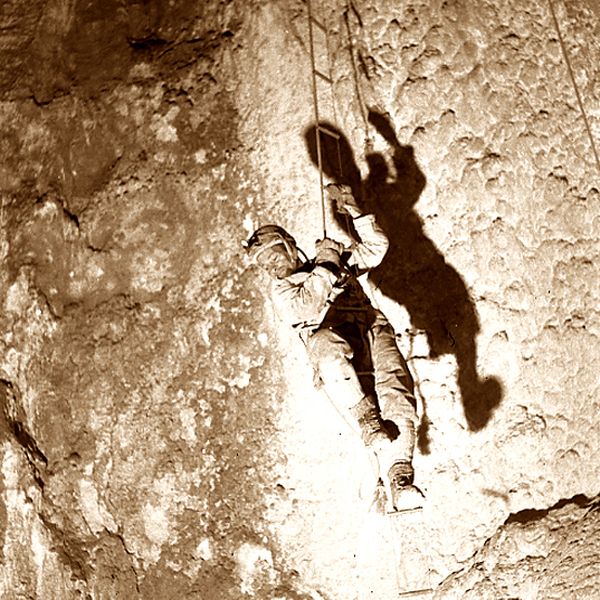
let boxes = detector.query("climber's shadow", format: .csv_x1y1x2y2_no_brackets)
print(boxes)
304,112,503,447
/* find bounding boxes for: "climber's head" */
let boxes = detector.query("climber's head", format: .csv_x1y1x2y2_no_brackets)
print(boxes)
243,225,299,278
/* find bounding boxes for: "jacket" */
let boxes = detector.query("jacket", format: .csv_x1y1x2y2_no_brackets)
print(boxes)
271,214,389,330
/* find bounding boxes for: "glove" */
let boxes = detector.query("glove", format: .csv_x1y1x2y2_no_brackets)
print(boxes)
326,183,362,218
315,237,345,269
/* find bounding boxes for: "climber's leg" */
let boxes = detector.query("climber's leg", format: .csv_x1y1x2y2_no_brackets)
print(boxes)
367,314,418,474
305,327,386,445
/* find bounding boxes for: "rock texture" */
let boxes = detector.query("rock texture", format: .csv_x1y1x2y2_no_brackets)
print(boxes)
0,0,598,599
436,495,600,599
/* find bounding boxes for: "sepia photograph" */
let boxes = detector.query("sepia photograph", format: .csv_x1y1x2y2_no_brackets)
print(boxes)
0,0,598,598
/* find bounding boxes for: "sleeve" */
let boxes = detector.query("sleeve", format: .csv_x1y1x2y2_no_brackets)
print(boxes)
347,213,389,271
271,266,338,326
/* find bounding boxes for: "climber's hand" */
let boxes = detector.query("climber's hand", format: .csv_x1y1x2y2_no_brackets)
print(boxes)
326,183,362,218
336,194,362,218
315,237,345,268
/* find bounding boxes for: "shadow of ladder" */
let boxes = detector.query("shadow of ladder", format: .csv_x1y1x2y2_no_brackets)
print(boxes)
386,507,435,598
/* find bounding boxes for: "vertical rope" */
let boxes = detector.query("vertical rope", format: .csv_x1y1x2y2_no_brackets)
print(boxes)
548,0,600,175
343,3,372,150
324,11,344,182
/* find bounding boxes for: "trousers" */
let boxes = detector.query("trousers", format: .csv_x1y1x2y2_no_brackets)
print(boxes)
304,308,418,463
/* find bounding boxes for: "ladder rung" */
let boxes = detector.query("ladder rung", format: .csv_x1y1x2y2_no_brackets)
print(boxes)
397,589,434,598
314,69,333,84
386,507,424,516
309,15,327,32
317,124,340,140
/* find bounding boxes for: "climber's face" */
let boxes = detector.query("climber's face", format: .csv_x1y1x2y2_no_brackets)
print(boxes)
256,243,297,278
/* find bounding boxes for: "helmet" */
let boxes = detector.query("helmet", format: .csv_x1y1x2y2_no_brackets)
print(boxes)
243,225,298,265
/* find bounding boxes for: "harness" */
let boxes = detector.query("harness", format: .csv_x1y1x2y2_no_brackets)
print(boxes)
292,257,372,335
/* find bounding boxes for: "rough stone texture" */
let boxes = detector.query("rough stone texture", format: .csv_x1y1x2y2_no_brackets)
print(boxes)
0,2,295,598
435,495,600,599
0,0,599,599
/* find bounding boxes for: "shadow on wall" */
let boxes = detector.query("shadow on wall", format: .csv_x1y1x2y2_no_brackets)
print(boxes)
304,111,503,448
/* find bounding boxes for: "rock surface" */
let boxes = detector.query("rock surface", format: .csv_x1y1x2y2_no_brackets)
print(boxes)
436,495,600,599
0,0,598,599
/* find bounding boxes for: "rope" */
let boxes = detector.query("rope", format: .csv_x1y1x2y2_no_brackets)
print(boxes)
343,2,373,151
548,0,600,175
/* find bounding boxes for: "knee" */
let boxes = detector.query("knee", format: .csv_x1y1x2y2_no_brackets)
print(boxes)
371,311,392,334
306,328,352,371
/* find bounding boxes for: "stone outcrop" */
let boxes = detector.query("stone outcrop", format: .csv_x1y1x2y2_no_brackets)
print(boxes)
436,495,600,599
0,0,598,598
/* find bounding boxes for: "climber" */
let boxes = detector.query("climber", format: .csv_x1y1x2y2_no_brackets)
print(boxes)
244,184,423,512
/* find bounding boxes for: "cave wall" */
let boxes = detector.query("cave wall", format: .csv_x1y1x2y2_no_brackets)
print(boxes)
0,0,599,599
0,1,297,598
437,496,600,599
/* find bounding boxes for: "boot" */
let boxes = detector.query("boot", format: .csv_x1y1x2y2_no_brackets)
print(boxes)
350,395,390,448
387,460,424,512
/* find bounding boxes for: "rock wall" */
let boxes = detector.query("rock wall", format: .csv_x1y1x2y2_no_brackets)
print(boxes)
0,0,598,599
437,496,600,599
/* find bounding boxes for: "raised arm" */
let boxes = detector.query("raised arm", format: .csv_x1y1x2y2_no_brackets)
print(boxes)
327,184,389,272
347,213,389,271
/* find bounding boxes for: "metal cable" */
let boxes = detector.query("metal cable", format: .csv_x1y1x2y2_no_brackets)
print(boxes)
548,0,600,175
343,3,373,150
